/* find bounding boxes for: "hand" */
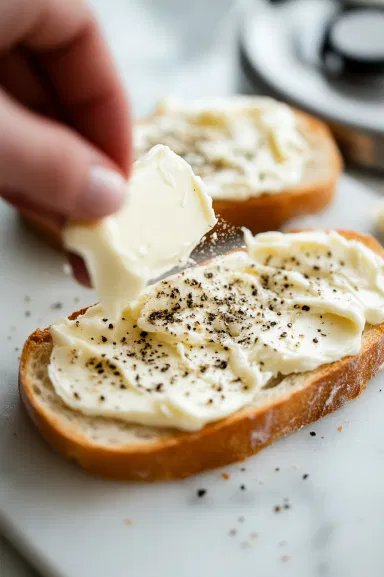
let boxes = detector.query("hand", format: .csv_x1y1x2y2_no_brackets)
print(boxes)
0,0,132,283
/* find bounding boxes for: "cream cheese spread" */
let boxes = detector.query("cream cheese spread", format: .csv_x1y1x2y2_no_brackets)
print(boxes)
134,97,309,201
64,145,216,319
49,230,384,432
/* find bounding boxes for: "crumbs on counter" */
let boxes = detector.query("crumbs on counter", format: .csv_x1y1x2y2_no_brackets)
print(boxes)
197,489,207,498
281,555,290,562
302,473,309,480
275,467,280,472
274,499,291,513
221,472,230,480
310,431,316,437
338,426,343,432
124,519,133,526
240,484,246,491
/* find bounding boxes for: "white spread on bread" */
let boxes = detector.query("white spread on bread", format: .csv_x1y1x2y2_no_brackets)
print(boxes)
134,97,309,201
63,145,216,319
49,231,384,432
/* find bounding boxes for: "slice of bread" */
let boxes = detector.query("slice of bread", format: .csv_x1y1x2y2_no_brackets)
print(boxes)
137,106,343,233
19,231,383,481
21,104,342,248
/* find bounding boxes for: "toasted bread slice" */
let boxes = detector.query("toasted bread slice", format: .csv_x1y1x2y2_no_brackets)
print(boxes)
19,231,383,481
137,106,343,233
21,105,342,247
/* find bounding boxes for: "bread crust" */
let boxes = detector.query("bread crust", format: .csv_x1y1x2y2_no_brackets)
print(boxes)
19,231,382,481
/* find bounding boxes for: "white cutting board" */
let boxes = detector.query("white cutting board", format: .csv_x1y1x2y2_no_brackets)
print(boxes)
2,175,384,577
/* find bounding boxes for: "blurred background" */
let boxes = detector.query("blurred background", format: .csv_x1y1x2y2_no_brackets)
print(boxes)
3,0,384,574
88,0,384,176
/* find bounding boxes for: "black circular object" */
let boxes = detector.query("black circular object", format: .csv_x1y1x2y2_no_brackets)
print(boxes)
321,7,384,77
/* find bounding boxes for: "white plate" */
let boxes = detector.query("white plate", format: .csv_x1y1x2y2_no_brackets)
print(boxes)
241,0,384,133
2,175,384,577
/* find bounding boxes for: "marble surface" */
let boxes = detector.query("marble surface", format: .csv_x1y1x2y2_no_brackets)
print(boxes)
2,1,384,576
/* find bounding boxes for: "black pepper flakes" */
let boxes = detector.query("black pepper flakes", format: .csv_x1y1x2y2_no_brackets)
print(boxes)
310,431,316,437
197,489,207,498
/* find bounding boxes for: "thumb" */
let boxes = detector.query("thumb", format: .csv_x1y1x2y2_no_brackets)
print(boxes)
0,90,127,219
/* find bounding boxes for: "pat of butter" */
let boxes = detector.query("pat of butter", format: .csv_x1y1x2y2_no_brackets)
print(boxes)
64,145,217,319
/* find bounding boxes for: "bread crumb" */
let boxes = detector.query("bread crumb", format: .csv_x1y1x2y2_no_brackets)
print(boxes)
338,426,342,432
374,201,384,232
281,555,290,562
222,472,230,480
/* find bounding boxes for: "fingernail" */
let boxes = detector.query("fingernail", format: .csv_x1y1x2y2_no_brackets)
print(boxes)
76,166,127,218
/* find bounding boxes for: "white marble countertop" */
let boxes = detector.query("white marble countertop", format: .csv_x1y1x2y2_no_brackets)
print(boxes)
2,0,384,575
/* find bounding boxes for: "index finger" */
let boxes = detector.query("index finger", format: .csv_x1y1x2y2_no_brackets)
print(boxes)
0,0,132,175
